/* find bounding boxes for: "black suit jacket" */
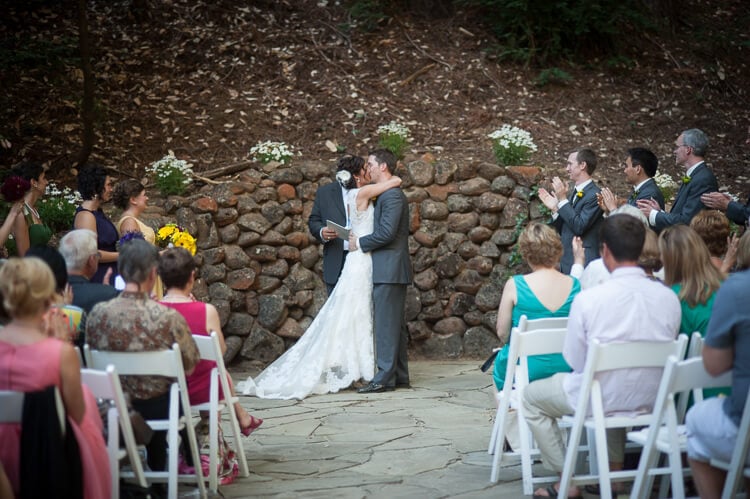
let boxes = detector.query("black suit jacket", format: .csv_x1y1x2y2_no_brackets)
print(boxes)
726,195,750,225
653,162,718,231
69,274,119,313
554,181,604,274
627,177,665,210
307,180,348,287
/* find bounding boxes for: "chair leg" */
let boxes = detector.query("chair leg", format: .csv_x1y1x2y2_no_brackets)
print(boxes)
490,394,509,483
227,401,249,478
208,411,218,492
168,387,179,499
518,409,536,496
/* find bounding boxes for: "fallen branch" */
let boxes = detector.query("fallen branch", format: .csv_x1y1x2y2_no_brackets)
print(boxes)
201,160,255,179
400,63,436,87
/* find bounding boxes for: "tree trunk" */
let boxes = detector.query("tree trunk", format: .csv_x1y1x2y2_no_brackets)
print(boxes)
76,0,95,167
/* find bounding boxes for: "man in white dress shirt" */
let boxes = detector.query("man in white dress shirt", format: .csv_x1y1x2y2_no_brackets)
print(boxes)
521,214,681,498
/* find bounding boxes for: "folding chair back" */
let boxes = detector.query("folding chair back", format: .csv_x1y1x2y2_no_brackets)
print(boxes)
84,343,207,499
488,314,568,492
558,336,687,499
629,356,733,499
81,366,148,499
191,332,249,491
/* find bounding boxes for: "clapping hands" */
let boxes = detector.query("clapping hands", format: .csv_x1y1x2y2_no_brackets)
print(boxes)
597,187,619,214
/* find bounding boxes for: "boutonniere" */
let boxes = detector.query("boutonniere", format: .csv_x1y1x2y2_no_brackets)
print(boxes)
371,196,377,204
682,176,691,184
629,189,639,201
576,191,583,199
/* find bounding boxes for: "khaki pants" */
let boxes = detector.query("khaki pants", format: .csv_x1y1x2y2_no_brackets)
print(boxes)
522,373,625,473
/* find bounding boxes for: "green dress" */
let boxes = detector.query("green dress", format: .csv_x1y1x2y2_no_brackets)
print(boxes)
4,204,53,255
671,283,729,399
493,275,580,390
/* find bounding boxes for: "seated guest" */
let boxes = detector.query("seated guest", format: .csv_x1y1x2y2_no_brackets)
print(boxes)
0,257,110,498
86,238,200,472
493,222,580,390
686,236,750,497
522,214,681,498
158,247,263,435
58,229,119,345
660,224,724,338
690,209,738,274
637,228,662,278
736,231,750,270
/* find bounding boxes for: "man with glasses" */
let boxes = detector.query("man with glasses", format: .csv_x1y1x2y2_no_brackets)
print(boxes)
638,128,717,231
598,147,665,215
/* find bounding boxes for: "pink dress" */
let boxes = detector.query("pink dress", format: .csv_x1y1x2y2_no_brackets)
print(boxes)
0,338,111,499
160,301,220,404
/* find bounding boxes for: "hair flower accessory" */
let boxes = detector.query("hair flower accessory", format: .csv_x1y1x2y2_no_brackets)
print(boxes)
682,176,691,184
156,223,197,255
335,170,351,188
1,175,31,203
116,231,146,251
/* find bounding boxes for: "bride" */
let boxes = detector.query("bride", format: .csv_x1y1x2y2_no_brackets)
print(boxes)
242,156,402,399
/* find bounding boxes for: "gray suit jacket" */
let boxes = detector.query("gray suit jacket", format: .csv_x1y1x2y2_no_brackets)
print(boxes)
726,196,750,225
308,181,347,286
627,177,665,210
359,187,412,284
553,181,604,274
653,162,718,231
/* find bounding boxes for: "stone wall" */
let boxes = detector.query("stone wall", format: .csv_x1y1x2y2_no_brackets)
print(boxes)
146,156,545,364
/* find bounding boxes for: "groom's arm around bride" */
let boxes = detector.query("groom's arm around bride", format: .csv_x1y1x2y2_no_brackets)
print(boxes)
351,149,413,394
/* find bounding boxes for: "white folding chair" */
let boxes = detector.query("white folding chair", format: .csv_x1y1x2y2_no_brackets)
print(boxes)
687,331,704,360
80,366,149,499
85,343,207,499
715,386,750,499
628,355,733,499
557,336,688,499
488,314,569,493
191,332,249,492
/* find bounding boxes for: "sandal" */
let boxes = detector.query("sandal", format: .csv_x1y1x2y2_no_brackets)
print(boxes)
532,485,583,499
240,415,263,436
584,484,622,498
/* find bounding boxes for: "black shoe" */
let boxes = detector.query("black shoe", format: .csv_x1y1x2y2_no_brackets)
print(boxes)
357,382,394,394
396,382,412,389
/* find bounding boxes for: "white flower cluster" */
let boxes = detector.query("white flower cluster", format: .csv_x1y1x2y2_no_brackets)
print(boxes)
335,170,351,187
653,172,679,190
147,153,193,186
487,125,538,152
250,140,294,164
46,182,83,206
377,121,410,139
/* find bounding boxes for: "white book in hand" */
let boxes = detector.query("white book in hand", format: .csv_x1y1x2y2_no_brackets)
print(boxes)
326,220,350,239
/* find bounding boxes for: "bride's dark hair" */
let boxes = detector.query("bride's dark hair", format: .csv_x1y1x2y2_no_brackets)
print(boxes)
335,155,364,189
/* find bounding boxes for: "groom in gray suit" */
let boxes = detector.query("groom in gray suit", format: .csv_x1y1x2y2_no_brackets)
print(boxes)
351,149,413,393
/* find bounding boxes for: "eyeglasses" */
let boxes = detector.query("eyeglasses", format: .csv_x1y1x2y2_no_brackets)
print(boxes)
675,144,690,149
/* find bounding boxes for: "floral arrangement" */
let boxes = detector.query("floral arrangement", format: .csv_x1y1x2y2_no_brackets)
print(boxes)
377,121,411,159
156,223,197,255
116,230,145,250
488,125,538,166
36,182,84,233
1,175,30,202
335,170,351,188
653,172,680,202
250,141,294,165
147,152,193,196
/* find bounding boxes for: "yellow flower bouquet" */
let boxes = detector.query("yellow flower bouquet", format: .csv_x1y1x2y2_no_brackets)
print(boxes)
156,223,197,255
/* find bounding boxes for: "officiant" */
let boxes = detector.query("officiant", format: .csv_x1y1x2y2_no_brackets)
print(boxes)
308,155,365,295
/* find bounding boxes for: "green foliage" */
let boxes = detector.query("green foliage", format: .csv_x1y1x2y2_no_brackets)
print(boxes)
534,67,573,87
36,183,82,233
147,154,194,196
377,121,410,160
347,0,389,32
504,212,529,278
461,0,650,63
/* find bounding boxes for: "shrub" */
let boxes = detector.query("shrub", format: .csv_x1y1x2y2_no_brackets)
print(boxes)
377,121,411,159
147,153,193,196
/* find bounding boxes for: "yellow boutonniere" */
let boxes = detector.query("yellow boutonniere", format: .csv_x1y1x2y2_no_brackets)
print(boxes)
576,191,583,198
682,176,691,184
371,196,377,204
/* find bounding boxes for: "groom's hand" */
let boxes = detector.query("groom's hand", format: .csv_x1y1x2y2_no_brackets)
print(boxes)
348,233,358,251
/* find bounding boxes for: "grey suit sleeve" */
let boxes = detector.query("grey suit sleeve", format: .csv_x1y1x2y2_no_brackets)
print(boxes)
359,190,403,253
308,186,328,244
654,175,717,230
726,200,750,225
556,195,603,236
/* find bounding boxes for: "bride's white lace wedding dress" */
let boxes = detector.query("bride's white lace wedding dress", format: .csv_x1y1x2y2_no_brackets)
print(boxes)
240,189,374,399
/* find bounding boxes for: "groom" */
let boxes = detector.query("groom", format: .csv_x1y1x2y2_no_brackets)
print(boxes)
350,149,412,394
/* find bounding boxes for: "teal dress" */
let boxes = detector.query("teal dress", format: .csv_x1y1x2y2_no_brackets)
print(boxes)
493,275,580,390
671,283,729,398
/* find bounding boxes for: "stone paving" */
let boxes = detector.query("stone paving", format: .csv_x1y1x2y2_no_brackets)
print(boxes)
219,360,554,499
